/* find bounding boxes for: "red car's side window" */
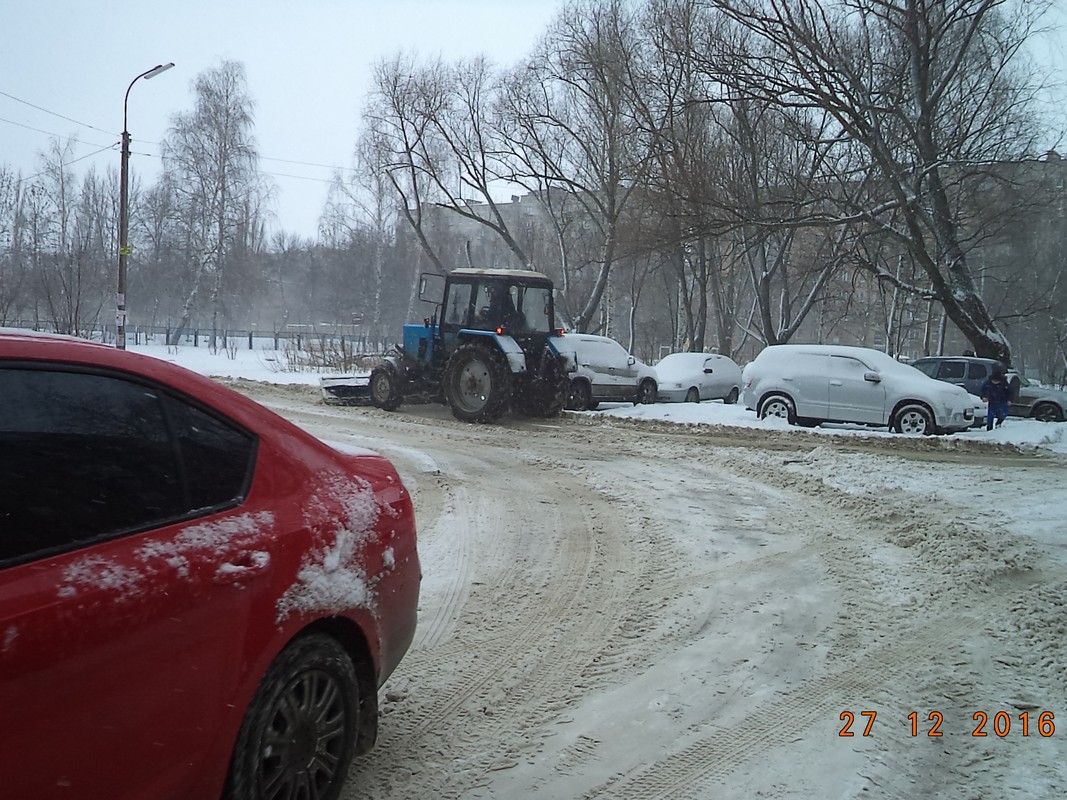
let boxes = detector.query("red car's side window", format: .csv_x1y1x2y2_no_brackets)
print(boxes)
166,398,257,510
0,367,255,566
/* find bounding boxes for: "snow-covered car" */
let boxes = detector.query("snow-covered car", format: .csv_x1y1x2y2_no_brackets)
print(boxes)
558,332,657,410
912,355,1065,422
655,352,743,403
742,344,976,434
0,330,421,800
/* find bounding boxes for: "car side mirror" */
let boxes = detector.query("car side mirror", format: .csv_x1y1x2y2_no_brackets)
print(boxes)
863,371,881,383
627,355,636,366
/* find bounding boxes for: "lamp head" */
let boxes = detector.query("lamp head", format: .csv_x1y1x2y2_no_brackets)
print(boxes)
144,62,175,80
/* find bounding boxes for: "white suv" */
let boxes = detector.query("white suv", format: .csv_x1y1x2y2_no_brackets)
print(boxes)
558,333,658,410
742,344,976,434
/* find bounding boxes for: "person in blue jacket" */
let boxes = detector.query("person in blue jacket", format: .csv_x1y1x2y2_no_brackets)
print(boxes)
980,363,1012,430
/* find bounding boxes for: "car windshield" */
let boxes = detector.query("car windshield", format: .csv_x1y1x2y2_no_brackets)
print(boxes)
911,361,938,378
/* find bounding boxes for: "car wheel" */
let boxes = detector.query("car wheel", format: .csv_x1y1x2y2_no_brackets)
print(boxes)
893,404,935,435
724,387,739,405
369,366,402,411
1032,402,1063,422
226,633,359,800
759,394,796,424
635,379,657,405
566,379,593,411
684,387,700,403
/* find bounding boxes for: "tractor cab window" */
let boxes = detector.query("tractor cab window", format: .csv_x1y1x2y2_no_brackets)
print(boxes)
444,282,473,325
473,283,523,330
515,285,552,332
460,279,553,333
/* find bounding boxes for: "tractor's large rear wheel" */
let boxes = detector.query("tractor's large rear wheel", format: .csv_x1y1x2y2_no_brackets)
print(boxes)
445,344,512,423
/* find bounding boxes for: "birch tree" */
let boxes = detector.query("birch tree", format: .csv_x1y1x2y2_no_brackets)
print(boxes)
161,60,268,344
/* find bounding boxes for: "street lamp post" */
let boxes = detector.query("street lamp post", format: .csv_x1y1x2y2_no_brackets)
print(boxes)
117,62,174,350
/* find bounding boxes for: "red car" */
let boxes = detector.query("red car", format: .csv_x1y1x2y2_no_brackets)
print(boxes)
0,330,420,800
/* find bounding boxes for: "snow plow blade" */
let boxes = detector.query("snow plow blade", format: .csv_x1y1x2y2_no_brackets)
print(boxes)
320,375,372,406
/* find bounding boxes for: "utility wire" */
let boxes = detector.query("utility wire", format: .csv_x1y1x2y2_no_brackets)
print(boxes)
16,143,121,185
3,91,360,185
0,115,115,150
0,89,113,135
259,155,357,173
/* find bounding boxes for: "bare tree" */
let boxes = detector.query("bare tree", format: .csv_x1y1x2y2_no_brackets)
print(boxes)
0,167,28,323
362,54,454,275
711,0,1053,364
161,60,269,345
499,0,656,331
629,0,724,352
20,140,109,335
322,124,407,344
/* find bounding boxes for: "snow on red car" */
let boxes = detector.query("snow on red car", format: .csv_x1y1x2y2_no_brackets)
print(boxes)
0,329,420,800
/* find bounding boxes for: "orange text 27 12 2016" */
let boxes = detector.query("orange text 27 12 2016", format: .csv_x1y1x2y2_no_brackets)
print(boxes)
838,709,1056,738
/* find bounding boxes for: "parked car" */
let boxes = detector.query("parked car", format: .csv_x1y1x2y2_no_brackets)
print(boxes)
742,344,976,434
0,330,421,800
911,355,1066,422
558,333,658,410
655,352,743,403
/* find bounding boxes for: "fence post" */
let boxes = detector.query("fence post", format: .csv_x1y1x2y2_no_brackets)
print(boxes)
194,330,199,347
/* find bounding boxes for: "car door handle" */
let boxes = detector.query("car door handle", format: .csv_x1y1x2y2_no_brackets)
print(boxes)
829,380,843,386
215,551,271,584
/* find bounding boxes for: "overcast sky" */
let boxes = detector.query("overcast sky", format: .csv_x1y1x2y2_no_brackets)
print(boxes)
5,1,1066,242
3,0,563,239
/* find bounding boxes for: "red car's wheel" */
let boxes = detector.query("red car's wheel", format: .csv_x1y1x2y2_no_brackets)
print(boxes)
227,633,359,800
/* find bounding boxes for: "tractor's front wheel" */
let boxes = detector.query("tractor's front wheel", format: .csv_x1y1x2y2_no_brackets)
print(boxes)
445,344,512,423
369,365,403,411
518,353,570,418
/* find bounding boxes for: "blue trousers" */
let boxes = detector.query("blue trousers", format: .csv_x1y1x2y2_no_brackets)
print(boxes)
986,401,1009,430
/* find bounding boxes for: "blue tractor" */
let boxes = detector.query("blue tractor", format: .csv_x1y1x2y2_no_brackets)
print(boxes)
368,269,575,423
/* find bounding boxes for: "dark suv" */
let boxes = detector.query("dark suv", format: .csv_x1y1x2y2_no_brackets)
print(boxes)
911,356,1066,422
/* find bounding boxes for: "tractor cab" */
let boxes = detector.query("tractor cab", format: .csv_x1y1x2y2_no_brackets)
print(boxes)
437,269,556,339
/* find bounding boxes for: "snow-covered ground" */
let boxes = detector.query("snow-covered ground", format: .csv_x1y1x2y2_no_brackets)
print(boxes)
135,341,1067,798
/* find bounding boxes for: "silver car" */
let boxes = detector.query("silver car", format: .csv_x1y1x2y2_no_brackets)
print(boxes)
655,352,743,403
742,344,975,435
558,333,658,411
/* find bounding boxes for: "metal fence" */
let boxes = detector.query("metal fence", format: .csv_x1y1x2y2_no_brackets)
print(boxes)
3,320,391,355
